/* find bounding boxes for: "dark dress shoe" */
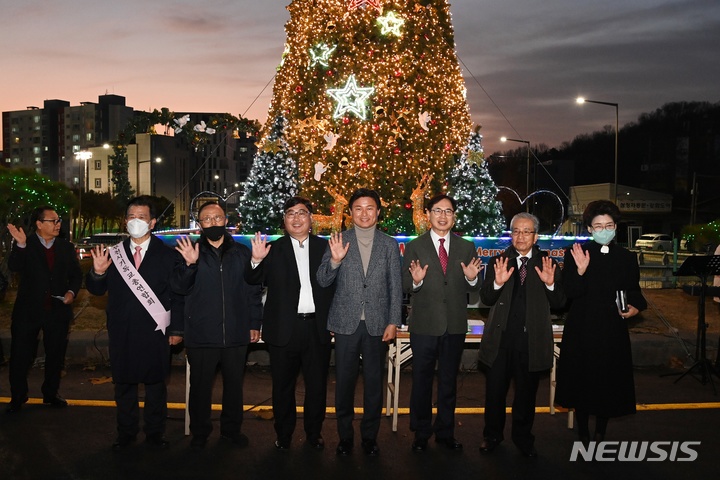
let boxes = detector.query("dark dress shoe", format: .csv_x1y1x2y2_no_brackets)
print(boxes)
306,436,324,450
479,438,500,453
145,433,169,448
435,436,463,451
43,395,68,408
274,439,290,450
411,438,428,452
361,439,380,456
190,435,207,449
336,439,353,456
220,432,249,447
112,434,137,450
6,397,28,414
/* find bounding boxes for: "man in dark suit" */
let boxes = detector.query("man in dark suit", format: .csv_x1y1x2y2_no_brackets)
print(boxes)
402,194,482,452
478,213,565,457
245,196,335,450
317,188,403,457
6,206,82,413
86,196,183,449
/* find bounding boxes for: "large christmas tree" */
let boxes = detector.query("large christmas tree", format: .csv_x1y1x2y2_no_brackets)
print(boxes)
260,0,477,233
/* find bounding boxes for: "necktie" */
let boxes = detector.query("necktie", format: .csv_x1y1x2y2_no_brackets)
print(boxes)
134,246,143,270
438,238,448,274
519,257,528,285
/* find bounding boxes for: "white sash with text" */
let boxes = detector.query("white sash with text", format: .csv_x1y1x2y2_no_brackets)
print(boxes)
109,242,171,334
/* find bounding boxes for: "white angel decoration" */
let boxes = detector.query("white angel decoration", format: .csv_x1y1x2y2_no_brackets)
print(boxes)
323,132,341,151
314,162,328,181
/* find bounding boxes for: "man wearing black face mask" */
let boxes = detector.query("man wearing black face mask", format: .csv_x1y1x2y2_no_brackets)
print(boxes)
172,202,263,449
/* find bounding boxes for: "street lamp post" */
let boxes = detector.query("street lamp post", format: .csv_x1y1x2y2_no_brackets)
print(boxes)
500,136,531,211
74,150,92,239
576,97,619,204
137,157,162,196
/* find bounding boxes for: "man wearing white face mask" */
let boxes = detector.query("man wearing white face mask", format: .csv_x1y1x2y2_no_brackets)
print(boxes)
86,196,184,451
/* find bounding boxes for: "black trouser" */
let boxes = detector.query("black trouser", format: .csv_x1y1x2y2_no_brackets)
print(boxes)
334,322,386,442
114,381,167,437
186,345,248,438
268,316,330,443
9,307,70,402
409,332,466,440
483,346,540,450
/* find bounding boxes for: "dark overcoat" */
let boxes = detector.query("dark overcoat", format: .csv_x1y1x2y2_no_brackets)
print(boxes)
555,241,647,417
86,236,183,384
478,245,565,372
10,234,82,326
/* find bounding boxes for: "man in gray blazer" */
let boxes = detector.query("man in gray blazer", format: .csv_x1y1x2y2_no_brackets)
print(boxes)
317,188,402,457
402,194,482,452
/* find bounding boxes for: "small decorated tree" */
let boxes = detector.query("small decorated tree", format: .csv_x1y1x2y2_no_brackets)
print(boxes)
448,127,505,236
238,116,299,233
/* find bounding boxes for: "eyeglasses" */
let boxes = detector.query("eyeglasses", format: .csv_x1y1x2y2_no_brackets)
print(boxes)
285,210,310,218
430,208,454,216
591,223,616,232
511,230,536,237
199,215,226,226
39,218,62,225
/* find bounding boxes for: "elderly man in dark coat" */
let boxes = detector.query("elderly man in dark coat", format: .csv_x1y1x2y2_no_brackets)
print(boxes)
478,213,565,457
86,196,183,450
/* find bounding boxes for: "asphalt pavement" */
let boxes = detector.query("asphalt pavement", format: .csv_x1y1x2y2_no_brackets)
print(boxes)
1,358,719,480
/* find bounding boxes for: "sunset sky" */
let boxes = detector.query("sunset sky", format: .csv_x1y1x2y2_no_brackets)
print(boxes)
1,0,718,153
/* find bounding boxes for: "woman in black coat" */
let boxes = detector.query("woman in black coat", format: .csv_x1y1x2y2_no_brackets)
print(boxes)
555,200,647,444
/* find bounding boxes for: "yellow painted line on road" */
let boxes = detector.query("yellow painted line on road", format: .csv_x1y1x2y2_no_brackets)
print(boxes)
3,398,719,413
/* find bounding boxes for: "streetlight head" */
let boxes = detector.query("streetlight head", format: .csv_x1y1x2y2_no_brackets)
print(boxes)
75,151,92,161
576,97,585,104
500,136,508,142
155,157,162,163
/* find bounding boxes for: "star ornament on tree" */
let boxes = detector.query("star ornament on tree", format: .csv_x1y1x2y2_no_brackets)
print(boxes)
262,140,282,154
467,150,485,166
377,11,405,37
309,43,337,68
326,75,375,120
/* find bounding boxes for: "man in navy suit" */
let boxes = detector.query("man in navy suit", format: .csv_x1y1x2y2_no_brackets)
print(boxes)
402,194,482,452
317,188,403,457
6,206,82,413
246,196,335,450
86,196,184,450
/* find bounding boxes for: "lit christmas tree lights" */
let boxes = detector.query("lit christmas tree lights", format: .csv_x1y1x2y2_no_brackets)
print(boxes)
239,115,299,233
448,127,505,236
259,0,481,233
